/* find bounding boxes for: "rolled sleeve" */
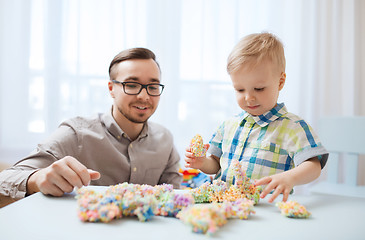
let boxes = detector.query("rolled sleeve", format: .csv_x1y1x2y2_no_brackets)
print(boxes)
0,169,37,199
208,144,223,158
293,145,329,169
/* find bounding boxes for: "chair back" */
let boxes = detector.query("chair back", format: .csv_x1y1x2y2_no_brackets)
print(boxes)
311,116,365,198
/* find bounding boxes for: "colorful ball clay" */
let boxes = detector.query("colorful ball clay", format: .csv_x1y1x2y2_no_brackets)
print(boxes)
190,134,207,157
190,159,262,204
76,175,260,236
76,183,195,223
176,199,255,235
276,201,311,218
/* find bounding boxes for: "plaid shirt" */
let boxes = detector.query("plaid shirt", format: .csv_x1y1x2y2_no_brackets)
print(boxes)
209,103,328,184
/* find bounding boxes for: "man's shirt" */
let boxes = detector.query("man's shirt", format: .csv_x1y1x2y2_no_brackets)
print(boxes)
0,109,182,199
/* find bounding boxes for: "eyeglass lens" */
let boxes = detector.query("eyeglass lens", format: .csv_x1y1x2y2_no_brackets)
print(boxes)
124,82,163,96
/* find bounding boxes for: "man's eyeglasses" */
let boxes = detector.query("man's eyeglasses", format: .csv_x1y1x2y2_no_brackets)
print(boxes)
111,80,165,96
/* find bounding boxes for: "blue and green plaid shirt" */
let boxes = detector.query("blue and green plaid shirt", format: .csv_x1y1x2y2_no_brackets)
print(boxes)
209,103,328,184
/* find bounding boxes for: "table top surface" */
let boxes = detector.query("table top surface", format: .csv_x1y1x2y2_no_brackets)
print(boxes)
1,186,365,240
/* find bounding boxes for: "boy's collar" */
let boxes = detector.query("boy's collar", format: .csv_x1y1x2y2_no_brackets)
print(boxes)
239,103,287,127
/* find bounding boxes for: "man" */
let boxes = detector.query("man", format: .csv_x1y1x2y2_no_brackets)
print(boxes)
0,48,182,200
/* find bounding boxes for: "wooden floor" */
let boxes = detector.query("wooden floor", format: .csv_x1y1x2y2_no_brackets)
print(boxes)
0,162,10,171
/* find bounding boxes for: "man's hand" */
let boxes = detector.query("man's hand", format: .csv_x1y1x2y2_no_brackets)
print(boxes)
26,156,100,196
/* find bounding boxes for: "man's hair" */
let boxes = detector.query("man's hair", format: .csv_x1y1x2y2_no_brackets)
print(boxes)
227,32,286,75
109,48,160,80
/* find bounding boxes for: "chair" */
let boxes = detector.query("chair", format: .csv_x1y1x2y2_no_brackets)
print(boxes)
311,116,365,198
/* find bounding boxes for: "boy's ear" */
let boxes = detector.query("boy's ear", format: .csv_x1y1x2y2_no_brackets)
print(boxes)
279,72,286,90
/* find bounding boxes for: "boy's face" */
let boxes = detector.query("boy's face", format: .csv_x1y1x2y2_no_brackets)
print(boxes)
230,60,285,116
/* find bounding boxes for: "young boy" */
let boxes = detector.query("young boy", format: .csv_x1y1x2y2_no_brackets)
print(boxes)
185,33,328,203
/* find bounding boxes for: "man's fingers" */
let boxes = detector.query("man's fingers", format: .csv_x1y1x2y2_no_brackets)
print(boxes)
64,157,91,186
40,171,73,196
88,169,101,181
53,162,85,188
43,183,65,197
29,157,96,197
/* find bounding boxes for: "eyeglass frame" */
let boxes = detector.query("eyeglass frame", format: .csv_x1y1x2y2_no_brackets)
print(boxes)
111,80,165,96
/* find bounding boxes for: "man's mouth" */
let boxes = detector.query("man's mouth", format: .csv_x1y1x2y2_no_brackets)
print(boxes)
135,106,147,110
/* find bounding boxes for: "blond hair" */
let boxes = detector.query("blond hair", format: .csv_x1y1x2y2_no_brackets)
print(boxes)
227,32,286,75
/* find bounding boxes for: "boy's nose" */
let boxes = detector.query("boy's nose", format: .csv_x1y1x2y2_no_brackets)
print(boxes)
245,93,255,102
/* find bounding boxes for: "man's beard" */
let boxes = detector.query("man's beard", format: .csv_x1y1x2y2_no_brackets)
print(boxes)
117,106,151,124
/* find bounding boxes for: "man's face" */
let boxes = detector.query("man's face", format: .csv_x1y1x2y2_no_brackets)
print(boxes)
109,59,161,124
230,60,285,116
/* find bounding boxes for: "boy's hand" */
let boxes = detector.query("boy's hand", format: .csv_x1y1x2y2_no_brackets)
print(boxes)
27,156,101,196
255,171,294,203
184,144,209,169
255,158,321,203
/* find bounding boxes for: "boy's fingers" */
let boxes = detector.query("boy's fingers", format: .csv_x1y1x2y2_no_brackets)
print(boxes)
268,186,283,203
259,179,274,198
255,176,271,186
185,152,194,158
260,186,272,199
282,189,291,202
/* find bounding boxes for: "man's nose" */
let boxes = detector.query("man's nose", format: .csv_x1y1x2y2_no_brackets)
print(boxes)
137,87,150,99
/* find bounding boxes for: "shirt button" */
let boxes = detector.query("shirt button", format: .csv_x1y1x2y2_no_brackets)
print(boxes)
130,144,133,148
117,135,121,140
133,167,137,172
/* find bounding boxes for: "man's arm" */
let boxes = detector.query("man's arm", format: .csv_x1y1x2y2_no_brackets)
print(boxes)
0,124,94,199
26,156,100,196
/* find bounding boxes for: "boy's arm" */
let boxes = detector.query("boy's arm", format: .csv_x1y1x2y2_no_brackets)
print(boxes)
255,157,321,203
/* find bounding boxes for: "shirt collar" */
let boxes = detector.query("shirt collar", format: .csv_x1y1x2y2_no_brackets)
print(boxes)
101,107,149,141
239,103,287,127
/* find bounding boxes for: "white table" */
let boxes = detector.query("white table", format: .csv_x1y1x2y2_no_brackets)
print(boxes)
1,187,364,240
